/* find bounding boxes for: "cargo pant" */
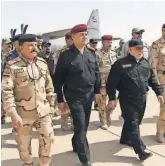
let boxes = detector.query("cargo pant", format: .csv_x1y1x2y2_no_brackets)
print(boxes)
15,114,54,166
157,74,165,136
95,87,112,127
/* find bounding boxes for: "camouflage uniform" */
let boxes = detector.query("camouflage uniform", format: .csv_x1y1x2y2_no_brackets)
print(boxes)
2,55,55,166
149,37,165,143
95,48,118,129
55,46,73,131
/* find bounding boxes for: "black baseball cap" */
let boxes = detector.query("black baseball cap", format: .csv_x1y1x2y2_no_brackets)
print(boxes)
129,39,144,48
89,38,98,44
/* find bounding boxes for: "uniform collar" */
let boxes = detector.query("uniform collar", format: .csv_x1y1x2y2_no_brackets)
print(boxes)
100,48,110,54
160,37,165,44
127,53,144,63
20,54,37,64
72,44,88,54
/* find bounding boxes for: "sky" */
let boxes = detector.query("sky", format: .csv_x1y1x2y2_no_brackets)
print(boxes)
1,0,165,46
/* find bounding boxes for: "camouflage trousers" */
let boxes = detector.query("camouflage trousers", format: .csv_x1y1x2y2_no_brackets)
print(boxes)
95,87,113,126
15,114,54,166
157,74,165,134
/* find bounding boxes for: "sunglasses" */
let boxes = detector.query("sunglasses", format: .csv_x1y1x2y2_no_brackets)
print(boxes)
135,32,142,35
92,42,98,44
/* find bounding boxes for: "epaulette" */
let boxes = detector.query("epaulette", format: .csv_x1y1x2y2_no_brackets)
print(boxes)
60,46,70,53
86,44,96,52
37,57,47,64
7,56,21,66
152,39,160,49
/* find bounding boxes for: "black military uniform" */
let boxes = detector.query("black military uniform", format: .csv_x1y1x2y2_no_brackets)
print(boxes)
106,39,163,160
53,27,101,165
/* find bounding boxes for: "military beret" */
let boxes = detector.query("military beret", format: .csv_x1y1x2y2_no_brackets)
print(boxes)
10,34,22,42
71,24,87,34
101,35,113,40
65,31,72,39
18,34,37,44
129,39,144,48
162,23,165,29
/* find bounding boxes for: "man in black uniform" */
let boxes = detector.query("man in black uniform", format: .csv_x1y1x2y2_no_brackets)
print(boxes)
106,39,164,161
53,24,101,166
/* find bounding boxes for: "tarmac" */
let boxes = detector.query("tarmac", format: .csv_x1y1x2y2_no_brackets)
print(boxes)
1,90,165,166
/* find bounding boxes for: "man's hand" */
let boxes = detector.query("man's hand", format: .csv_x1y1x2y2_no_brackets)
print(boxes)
58,102,65,113
11,114,23,128
157,95,164,106
107,100,117,110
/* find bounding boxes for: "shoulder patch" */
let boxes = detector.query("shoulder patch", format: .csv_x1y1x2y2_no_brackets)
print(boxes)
6,53,18,62
122,64,132,68
7,56,21,66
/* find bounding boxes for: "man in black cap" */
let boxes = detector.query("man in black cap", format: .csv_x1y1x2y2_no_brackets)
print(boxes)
2,34,55,166
88,38,98,51
106,39,164,161
38,41,55,78
53,24,101,166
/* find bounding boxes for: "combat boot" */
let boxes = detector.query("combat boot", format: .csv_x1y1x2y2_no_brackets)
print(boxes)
101,124,108,130
61,119,70,131
156,132,165,143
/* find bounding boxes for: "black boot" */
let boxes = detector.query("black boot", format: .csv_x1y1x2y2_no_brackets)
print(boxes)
82,161,92,166
138,151,152,161
1,116,6,124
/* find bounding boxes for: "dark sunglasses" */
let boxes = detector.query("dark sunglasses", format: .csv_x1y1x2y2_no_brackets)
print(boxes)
135,32,142,35
92,42,98,44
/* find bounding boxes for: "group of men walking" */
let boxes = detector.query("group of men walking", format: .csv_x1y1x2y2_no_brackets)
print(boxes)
1,23,165,166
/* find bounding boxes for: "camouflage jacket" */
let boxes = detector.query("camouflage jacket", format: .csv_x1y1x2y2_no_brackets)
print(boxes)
2,56,55,120
96,48,118,87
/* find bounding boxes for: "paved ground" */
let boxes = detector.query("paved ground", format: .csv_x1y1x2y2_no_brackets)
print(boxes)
1,90,165,166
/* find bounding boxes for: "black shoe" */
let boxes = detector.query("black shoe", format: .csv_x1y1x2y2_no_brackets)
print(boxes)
73,148,77,153
138,152,152,161
82,161,92,166
120,140,132,147
1,117,6,124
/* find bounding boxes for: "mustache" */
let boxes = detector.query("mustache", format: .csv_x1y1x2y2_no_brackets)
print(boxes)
31,49,37,53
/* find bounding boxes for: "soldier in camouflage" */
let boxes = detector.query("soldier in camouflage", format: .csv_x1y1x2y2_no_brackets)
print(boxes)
1,38,12,124
95,35,118,130
38,41,55,78
54,31,73,131
115,39,125,58
2,34,55,166
121,28,149,59
149,23,165,143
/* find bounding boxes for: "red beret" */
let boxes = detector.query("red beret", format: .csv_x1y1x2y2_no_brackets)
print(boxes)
101,35,113,40
71,24,87,34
